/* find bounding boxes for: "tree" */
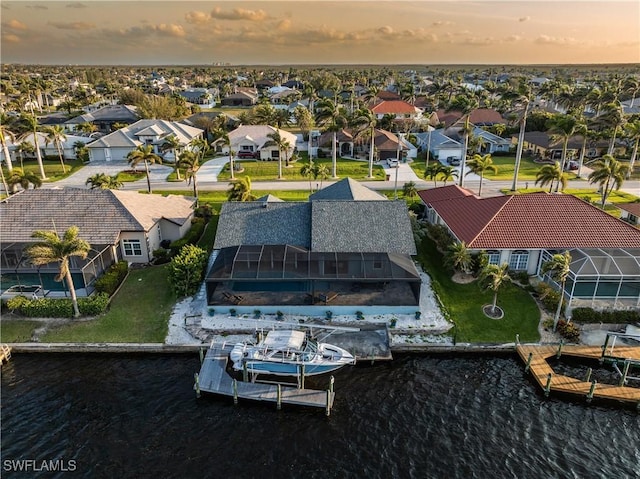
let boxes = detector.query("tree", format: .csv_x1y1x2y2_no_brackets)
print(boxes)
293,105,314,141
315,98,348,178
624,120,640,176
7,167,42,191
447,93,479,186
75,122,98,135
126,144,162,193
313,163,330,189
503,80,533,191
439,165,459,186
351,108,377,178
265,130,290,180
16,141,35,169
43,125,68,173
587,154,629,208
535,161,567,193
178,150,201,203
402,181,418,200
597,101,626,155
227,176,256,202
446,241,472,273
161,134,183,180
300,162,315,193
424,162,441,187
0,114,16,172
168,244,208,298
479,263,510,316
85,172,122,190
212,129,234,180
541,250,572,331
547,114,579,177
466,153,497,197
25,226,90,318
18,113,46,179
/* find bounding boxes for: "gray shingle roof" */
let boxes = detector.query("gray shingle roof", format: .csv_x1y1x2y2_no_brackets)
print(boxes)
309,178,387,201
1,189,195,245
87,119,203,149
64,104,139,125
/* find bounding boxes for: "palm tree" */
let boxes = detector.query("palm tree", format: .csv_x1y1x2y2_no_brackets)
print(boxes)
624,120,640,176
597,101,626,155
547,114,579,177
351,108,377,178
25,226,90,318
18,113,46,180
300,162,315,193
16,141,35,169
85,172,122,190
161,134,182,180
504,80,533,191
7,167,42,191
126,144,162,193
212,129,234,180
535,162,567,193
466,153,497,197
227,176,256,202
424,162,441,187
479,263,511,316
75,122,98,136
447,94,479,186
446,241,472,273
439,165,459,186
0,114,16,172
541,251,572,332
265,130,290,180
315,98,348,179
178,150,201,203
313,163,330,189
588,154,629,208
402,181,418,200
43,125,68,173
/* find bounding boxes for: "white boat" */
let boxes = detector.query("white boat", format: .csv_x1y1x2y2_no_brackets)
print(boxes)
229,330,356,377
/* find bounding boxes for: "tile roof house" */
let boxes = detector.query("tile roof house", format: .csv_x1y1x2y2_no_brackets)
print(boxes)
64,104,140,134
221,88,258,107
86,119,203,162
418,187,640,309
206,178,420,313
616,203,640,227
217,125,297,161
513,131,609,161
432,109,504,128
1,189,196,296
371,100,422,120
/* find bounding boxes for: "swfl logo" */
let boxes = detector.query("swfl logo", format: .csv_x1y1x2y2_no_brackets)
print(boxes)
3,459,77,472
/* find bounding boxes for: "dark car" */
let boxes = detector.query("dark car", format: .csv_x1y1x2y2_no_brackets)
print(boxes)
447,156,461,166
237,150,257,159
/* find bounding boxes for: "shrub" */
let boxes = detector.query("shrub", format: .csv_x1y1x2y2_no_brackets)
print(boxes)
571,307,640,324
170,218,206,256
195,204,213,221
556,319,580,342
78,293,110,316
6,293,110,318
510,270,530,285
153,248,170,265
426,224,454,252
6,295,31,312
94,261,129,296
536,283,562,313
168,244,208,297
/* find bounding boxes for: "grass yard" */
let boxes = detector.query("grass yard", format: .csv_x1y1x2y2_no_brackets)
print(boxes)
216,158,386,181
116,170,147,182
41,265,175,343
3,158,85,182
1,320,40,343
417,236,540,343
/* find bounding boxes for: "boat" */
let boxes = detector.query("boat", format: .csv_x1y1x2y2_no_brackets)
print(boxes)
229,330,356,377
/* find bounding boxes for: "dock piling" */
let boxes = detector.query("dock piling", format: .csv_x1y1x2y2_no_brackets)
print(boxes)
277,384,282,410
325,390,331,416
243,361,248,383
515,334,520,345
584,367,592,383
544,373,552,397
199,347,204,365
524,352,533,374
233,379,238,405
619,361,631,387
194,373,200,398
586,380,597,403
329,375,335,393
556,340,564,359
299,364,305,390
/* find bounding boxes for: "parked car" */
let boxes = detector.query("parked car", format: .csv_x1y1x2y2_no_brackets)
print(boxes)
237,150,257,159
565,160,579,171
447,156,461,166
387,158,399,168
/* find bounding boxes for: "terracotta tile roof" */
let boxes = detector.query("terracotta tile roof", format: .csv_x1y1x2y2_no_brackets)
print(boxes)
435,108,504,127
371,100,419,115
616,203,640,217
417,185,475,205
427,191,640,249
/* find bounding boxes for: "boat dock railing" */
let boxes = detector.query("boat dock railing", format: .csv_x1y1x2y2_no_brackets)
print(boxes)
0,344,12,366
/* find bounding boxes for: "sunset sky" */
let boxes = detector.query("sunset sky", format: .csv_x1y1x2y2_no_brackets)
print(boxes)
1,1,639,65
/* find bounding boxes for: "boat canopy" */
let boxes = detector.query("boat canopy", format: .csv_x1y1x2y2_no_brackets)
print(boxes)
262,330,306,350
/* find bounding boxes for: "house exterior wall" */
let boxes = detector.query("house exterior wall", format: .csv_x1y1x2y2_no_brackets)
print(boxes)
118,231,150,264
436,147,462,160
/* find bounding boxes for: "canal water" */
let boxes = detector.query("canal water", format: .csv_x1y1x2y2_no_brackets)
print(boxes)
1,354,638,479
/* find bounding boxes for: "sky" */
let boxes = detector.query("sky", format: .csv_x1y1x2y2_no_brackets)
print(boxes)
1,1,639,65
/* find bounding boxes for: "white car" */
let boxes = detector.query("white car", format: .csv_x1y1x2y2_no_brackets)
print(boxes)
387,158,399,168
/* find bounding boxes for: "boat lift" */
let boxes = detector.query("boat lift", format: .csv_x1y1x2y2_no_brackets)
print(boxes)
601,332,640,386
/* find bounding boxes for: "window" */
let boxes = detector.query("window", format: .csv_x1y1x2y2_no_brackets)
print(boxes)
122,239,142,256
486,250,500,265
509,250,529,271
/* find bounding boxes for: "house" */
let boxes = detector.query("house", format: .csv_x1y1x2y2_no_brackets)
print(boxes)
416,129,463,161
418,186,640,309
216,125,297,161
317,129,354,157
221,88,258,107
2,132,93,163
432,109,504,128
177,88,217,107
64,104,140,134
205,178,420,314
0,189,196,296
617,203,640,227
443,126,511,155
86,119,203,162
513,132,608,161
370,100,422,120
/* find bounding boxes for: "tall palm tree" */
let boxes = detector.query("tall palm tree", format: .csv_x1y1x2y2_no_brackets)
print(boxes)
300,162,315,193
503,80,533,191
178,150,201,203
227,176,256,202
597,101,626,155
75,122,98,135
447,94,479,186
16,142,35,169
7,167,42,191
535,162,567,193
624,119,640,175
466,153,497,197
265,130,290,180
479,263,511,316
85,172,122,190
161,134,183,180
43,125,68,173
315,98,348,179
439,165,459,186
18,113,46,179
351,108,377,178
588,154,629,208
541,250,572,331
547,114,579,176
26,226,90,318
424,162,441,187
0,113,16,172
212,129,234,180
446,241,472,273
313,163,330,189
126,144,162,193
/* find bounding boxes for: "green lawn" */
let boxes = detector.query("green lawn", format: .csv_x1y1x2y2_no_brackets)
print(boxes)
40,265,175,343
417,236,540,343
1,320,40,343
3,158,85,182
216,158,386,181
116,170,147,182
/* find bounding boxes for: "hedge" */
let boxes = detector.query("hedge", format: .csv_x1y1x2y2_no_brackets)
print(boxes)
169,217,206,256
94,261,129,295
6,293,110,318
168,244,208,297
571,307,640,324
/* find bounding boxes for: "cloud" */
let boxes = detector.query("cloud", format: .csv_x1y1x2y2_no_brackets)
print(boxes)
26,4,48,9
2,34,20,43
155,23,185,38
432,20,453,27
48,21,96,31
210,7,268,22
519,16,530,22
505,35,522,42
3,19,28,31
66,2,87,8
534,35,579,46
185,11,210,25
276,18,292,31
378,25,394,35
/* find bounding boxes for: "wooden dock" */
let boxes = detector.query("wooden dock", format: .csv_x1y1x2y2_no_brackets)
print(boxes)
195,346,335,414
516,344,640,407
0,344,11,366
